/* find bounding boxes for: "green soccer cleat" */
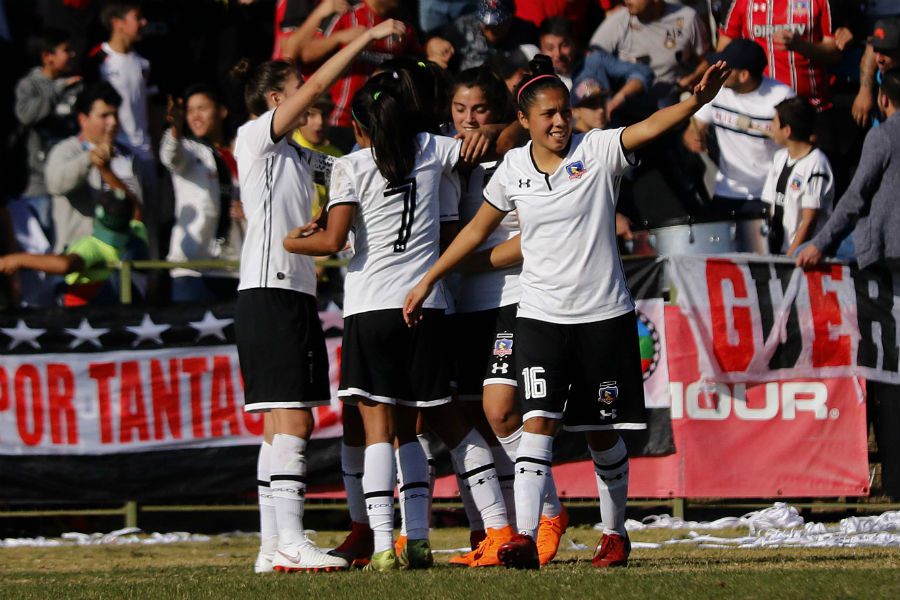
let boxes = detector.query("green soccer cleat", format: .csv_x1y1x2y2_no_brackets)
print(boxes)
362,549,398,572
398,538,433,570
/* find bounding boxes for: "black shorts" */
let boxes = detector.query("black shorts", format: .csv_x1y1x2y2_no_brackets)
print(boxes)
516,311,647,432
235,288,331,412
338,308,452,407
452,304,518,400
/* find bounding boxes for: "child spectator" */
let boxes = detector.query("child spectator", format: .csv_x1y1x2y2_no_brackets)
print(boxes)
0,188,148,306
10,27,82,306
161,85,243,303
762,97,834,256
293,96,343,215
45,81,142,255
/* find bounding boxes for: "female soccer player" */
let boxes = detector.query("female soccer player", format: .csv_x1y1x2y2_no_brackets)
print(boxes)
404,55,730,569
446,65,567,567
283,73,513,570
232,18,406,574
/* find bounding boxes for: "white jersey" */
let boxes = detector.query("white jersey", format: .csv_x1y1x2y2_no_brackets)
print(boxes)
693,78,794,200
328,133,461,317
454,160,522,313
761,147,834,253
484,128,636,324
94,43,152,161
235,109,334,294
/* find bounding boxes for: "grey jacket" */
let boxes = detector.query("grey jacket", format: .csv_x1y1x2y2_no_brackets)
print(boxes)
13,67,81,197
812,112,900,269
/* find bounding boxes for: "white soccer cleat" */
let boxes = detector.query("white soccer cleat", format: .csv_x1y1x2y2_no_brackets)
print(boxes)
254,536,278,573
273,541,350,573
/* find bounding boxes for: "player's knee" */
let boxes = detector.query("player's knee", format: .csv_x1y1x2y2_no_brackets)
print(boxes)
522,416,559,436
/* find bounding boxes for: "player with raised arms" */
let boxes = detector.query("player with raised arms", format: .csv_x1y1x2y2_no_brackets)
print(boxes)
230,17,405,574
283,72,513,570
404,54,730,569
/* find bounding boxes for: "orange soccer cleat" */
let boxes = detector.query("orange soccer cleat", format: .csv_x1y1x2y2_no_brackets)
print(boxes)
536,505,569,565
467,525,515,567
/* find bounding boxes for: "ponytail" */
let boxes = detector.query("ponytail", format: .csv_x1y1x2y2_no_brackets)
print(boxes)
514,54,568,113
230,58,295,117
352,75,418,186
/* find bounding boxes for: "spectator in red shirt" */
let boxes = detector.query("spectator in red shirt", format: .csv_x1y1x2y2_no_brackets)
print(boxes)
514,0,604,48
301,0,422,151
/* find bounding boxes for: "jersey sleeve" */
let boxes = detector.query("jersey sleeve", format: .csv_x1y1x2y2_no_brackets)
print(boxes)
589,12,622,54
439,171,460,223
434,135,463,175
693,102,713,124
326,158,359,209
482,158,513,213
817,0,834,38
584,128,637,176
721,0,747,39
802,155,834,210
236,109,279,158
761,160,778,206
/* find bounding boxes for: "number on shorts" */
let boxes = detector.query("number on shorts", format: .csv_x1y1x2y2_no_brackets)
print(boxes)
386,178,417,252
522,366,547,400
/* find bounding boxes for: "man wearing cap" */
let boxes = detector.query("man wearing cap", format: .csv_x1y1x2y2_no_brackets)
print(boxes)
852,18,900,128
432,0,538,72
683,39,794,208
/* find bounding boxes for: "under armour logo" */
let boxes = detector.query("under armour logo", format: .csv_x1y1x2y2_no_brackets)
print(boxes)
518,178,531,188
491,362,509,375
600,472,627,482
518,467,546,476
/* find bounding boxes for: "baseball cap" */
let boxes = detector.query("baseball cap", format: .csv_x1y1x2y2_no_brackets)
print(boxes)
478,0,514,28
571,78,607,109
868,19,900,53
708,39,768,77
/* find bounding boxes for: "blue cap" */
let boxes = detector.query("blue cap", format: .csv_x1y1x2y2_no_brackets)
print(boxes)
478,0,514,28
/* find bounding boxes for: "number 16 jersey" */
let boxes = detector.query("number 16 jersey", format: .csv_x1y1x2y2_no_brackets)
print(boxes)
327,132,461,317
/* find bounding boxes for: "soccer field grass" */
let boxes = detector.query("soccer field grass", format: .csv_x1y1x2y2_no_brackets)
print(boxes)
2,526,898,600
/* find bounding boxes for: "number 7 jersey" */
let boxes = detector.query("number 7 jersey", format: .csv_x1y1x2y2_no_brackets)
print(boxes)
327,132,462,317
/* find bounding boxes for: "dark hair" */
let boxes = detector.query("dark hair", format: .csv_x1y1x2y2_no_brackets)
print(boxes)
881,68,900,107
379,57,453,133
352,74,418,186
538,17,574,42
230,59,295,117
182,83,223,106
28,28,70,63
101,2,141,31
775,97,816,142
75,82,122,116
453,65,515,123
514,54,569,113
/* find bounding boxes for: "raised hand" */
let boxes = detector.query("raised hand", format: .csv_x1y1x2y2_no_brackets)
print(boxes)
692,60,731,106
166,95,186,135
369,18,406,43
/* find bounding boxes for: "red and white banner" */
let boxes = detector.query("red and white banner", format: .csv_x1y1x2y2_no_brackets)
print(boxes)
668,255,900,384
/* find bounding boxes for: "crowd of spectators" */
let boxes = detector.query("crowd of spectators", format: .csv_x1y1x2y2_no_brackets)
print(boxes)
1,0,899,311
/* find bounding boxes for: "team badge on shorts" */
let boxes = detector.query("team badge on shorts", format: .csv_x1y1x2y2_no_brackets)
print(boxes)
565,161,586,179
598,381,618,404
493,334,514,357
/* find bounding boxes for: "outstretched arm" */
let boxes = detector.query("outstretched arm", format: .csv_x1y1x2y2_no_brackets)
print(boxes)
0,252,83,276
403,201,507,324
283,204,355,256
272,19,407,138
620,61,730,154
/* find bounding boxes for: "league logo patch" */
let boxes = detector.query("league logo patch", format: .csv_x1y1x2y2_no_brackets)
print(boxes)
793,0,809,16
598,381,618,405
493,335,513,357
790,177,802,191
565,161,586,179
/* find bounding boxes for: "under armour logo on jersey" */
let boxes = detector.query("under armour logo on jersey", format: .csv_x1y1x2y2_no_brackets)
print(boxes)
518,178,531,188
491,362,509,375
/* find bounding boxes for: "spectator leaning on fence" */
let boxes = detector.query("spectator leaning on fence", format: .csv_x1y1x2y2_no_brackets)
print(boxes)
796,68,900,501
0,189,148,307
45,81,142,255
9,27,82,307
161,85,243,304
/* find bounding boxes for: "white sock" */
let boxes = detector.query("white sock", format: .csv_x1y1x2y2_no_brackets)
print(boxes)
514,432,553,540
590,437,629,536
270,433,307,549
341,443,367,525
489,442,516,529
257,441,277,550
456,472,484,532
363,442,396,553
396,448,407,537
397,442,430,540
418,433,437,520
543,477,563,519
450,429,507,530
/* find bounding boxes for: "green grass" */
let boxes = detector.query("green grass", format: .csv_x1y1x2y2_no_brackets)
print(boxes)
2,526,898,600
